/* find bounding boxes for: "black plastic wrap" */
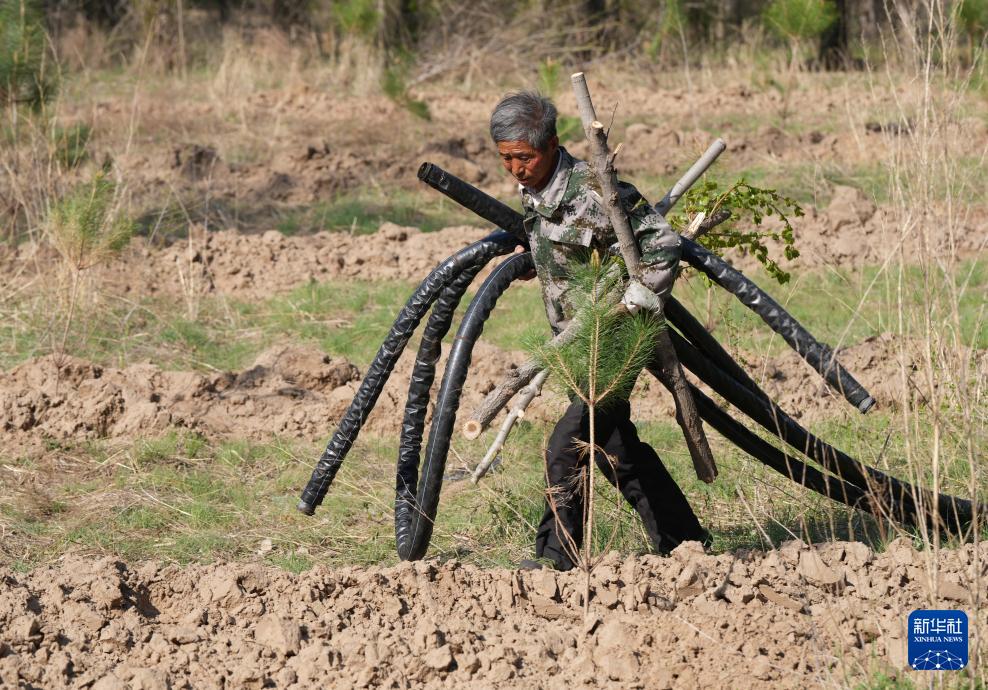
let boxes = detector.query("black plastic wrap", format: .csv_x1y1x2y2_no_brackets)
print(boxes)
396,252,535,560
297,232,520,514
418,163,528,241
676,375,874,511
395,265,483,534
667,328,976,534
679,238,876,413
665,297,758,393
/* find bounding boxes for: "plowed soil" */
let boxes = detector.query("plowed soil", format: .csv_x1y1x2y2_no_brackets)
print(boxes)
6,328,981,452
2,539,984,689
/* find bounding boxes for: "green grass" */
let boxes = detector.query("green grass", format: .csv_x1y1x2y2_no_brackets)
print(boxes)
457,282,549,351
3,383,980,573
0,279,418,372
0,275,546,374
676,257,988,354
2,254,982,389
258,279,413,364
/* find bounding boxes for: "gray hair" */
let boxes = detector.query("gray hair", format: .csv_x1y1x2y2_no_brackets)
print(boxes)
489,91,557,150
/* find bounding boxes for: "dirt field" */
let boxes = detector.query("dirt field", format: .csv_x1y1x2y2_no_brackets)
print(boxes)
2,540,984,689
1,32,986,689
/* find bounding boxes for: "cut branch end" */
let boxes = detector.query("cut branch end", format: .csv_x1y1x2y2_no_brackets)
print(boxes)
462,419,482,440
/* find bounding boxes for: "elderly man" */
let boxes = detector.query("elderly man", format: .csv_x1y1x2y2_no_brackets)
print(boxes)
490,91,710,571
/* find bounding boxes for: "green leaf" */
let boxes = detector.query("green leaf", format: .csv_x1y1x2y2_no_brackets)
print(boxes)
668,176,803,285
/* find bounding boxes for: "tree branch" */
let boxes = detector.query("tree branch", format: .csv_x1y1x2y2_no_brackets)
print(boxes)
571,71,718,485
683,208,732,241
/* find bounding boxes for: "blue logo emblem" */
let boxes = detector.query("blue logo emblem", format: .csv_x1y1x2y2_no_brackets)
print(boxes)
908,610,968,670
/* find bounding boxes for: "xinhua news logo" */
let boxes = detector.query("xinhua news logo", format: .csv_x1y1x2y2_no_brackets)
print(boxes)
908,610,968,671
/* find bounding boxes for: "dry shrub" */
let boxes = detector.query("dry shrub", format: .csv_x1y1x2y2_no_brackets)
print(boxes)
869,0,985,542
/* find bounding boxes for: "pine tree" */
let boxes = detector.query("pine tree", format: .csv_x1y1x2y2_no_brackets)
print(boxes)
527,251,661,608
0,0,56,111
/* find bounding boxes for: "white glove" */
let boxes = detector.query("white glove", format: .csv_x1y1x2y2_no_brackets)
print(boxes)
621,279,663,315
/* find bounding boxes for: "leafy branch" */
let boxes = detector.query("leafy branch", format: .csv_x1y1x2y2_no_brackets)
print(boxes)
668,178,803,284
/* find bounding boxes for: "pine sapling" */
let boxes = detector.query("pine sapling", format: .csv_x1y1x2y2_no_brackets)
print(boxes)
46,171,134,371
527,251,661,611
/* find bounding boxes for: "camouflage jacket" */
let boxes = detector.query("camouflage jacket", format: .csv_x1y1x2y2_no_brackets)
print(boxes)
520,147,681,333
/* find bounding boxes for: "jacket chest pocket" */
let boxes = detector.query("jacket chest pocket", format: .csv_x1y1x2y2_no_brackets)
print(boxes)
541,218,592,248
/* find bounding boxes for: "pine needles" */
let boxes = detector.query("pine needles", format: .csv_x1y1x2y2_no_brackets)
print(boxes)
46,171,134,369
527,251,661,607
528,251,662,411
48,172,133,273
0,0,56,111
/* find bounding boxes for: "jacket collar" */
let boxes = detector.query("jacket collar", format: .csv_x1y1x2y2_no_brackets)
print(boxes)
520,147,575,218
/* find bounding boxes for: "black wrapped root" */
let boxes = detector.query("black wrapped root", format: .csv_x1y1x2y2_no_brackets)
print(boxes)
395,252,535,560
662,311,978,534
679,238,876,413
395,266,483,536
297,232,520,514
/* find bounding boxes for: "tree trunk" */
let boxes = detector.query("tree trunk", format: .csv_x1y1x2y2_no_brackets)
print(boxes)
819,0,850,69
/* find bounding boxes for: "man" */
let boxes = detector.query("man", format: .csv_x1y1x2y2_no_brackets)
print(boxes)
490,91,710,571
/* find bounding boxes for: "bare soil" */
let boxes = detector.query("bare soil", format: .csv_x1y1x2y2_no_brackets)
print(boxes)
2,539,984,689
3,326,981,452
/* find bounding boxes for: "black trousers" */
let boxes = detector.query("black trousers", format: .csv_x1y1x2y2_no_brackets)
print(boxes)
534,397,709,570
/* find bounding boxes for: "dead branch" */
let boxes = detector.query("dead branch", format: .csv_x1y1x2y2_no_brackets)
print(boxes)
683,208,732,241
462,359,544,440
471,368,550,483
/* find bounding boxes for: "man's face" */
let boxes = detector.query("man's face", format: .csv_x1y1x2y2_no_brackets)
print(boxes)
497,136,559,191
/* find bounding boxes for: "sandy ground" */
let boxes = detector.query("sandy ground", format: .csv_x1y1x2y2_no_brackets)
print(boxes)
1,539,985,689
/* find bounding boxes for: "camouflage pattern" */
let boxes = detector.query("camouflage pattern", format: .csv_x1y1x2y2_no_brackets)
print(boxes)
521,147,681,333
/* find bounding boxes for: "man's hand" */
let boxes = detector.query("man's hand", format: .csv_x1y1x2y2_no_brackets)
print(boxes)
514,245,537,280
621,279,663,314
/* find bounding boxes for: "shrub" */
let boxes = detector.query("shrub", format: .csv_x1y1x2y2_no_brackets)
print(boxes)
0,0,56,110
332,0,381,40
48,171,134,272
763,0,838,43
381,60,430,120
957,0,988,38
52,123,91,168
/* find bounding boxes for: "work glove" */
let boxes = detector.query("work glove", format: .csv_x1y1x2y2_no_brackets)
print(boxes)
621,278,663,315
